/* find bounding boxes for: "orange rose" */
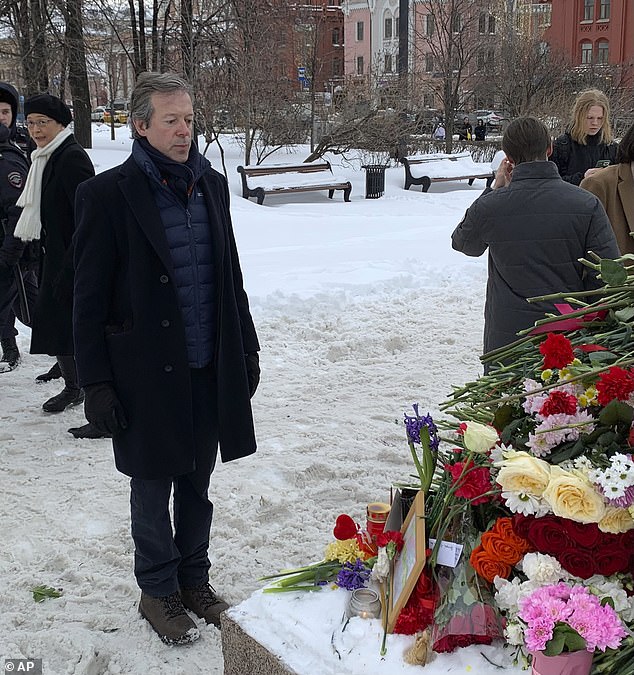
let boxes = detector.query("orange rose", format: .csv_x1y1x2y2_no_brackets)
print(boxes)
480,532,522,564
493,517,532,556
470,545,512,583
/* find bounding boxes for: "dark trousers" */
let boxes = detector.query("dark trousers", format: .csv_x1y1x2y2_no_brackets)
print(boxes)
0,268,38,338
130,366,219,597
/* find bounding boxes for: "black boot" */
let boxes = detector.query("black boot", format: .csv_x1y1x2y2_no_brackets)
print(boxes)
36,361,62,382
42,356,84,413
67,423,112,439
0,337,20,372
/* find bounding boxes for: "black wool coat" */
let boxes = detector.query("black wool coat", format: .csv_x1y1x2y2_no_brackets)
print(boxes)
73,156,259,479
451,161,620,356
30,135,94,355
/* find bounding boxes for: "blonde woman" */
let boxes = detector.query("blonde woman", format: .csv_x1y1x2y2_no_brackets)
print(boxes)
551,89,618,185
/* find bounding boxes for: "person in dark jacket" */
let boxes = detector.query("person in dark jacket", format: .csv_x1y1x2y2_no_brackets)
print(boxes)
580,122,634,255
551,89,618,186
452,117,619,368
73,72,260,646
458,116,473,141
474,119,487,141
14,94,95,415
0,82,37,372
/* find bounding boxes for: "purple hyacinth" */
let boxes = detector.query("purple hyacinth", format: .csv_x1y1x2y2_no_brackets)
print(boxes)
403,404,440,451
336,559,371,591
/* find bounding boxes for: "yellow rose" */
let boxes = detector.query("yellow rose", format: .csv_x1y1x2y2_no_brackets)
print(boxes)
496,451,551,497
463,421,498,454
542,466,606,524
598,506,634,534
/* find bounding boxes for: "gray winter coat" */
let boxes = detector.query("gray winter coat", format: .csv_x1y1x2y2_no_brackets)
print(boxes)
451,161,619,356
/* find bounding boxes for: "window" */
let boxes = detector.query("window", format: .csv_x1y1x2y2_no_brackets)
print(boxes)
356,21,364,41
332,58,342,77
452,12,463,33
581,41,593,64
423,93,434,108
384,17,392,39
384,54,393,72
332,28,340,45
583,0,594,21
597,39,609,64
425,52,434,72
599,0,610,19
488,15,495,33
425,14,435,36
356,55,364,75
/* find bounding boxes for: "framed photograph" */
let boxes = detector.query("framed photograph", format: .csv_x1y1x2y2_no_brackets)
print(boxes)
387,489,426,633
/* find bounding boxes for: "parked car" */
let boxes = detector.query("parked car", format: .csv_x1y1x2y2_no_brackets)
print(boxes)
103,103,129,124
473,110,507,131
91,106,106,122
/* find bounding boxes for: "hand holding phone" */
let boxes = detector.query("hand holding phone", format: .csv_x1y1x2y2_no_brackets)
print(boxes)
596,159,611,168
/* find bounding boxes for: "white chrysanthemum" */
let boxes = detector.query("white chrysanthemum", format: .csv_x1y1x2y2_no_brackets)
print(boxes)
502,491,550,517
504,621,525,646
493,577,522,612
520,552,565,584
585,577,634,622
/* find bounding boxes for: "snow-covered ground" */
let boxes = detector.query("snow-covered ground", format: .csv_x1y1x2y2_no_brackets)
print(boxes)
1,124,490,674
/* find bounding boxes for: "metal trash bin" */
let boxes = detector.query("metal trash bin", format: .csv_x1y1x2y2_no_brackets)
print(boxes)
362,164,387,199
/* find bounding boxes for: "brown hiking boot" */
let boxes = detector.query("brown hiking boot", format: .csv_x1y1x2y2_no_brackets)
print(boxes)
138,591,200,645
180,583,229,628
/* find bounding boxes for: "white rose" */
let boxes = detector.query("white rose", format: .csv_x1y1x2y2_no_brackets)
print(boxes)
462,421,499,453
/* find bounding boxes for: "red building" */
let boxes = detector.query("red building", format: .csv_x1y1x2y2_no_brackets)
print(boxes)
544,0,634,67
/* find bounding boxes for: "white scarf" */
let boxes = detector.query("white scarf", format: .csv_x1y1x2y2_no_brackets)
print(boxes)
15,126,74,242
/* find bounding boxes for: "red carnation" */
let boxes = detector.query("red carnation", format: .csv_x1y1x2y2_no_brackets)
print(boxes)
376,530,404,552
539,333,575,370
539,390,578,417
445,461,492,506
596,367,634,406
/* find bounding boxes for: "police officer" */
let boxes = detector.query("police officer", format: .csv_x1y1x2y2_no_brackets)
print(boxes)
0,82,37,372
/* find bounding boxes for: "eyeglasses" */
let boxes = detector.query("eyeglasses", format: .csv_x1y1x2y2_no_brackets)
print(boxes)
26,119,54,129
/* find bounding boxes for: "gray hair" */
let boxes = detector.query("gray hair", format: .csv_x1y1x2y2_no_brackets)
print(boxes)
129,72,192,140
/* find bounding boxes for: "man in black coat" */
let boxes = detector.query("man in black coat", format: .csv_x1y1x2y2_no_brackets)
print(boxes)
0,81,37,372
451,117,619,369
73,73,260,645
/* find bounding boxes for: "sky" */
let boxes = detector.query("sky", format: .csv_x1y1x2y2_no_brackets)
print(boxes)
0,124,505,674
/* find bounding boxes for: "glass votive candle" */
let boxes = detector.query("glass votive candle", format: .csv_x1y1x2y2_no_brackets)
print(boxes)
346,588,382,620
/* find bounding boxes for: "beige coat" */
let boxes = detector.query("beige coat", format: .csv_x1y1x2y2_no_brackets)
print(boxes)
581,163,634,254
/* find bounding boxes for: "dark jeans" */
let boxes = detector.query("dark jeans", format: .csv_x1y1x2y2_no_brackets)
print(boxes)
0,268,38,338
130,366,219,597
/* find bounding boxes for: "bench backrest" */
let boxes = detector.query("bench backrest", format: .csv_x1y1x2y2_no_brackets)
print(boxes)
402,153,470,165
238,161,332,177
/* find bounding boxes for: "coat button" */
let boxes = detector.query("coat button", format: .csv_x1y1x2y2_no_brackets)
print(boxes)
160,274,169,284
164,364,173,373
161,319,170,328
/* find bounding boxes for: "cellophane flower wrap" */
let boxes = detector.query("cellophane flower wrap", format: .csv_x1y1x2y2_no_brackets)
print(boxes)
436,255,634,673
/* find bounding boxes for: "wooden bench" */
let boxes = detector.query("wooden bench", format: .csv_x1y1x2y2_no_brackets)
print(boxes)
237,161,352,205
401,153,494,192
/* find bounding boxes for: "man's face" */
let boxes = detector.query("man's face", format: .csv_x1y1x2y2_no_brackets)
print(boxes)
0,102,13,128
134,90,193,163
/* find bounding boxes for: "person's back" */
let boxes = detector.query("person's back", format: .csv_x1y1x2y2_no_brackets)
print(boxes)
452,117,619,357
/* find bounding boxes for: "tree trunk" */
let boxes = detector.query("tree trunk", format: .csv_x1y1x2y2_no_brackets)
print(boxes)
65,0,92,148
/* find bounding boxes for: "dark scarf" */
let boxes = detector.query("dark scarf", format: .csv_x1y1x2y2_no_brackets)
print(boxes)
137,137,201,206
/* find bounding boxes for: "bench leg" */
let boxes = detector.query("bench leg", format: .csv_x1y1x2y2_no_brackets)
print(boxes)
486,175,494,188
255,188,265,205
328,189,334,199
468,178,475,186
343,186,351,202
421,176,432,193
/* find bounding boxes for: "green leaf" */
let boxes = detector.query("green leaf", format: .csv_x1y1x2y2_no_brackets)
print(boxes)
599,399,634,426
544,628,566,656
492,404,516,433
614,307,634,322
588,350,618,364
601,259,628,286
563,630,587,653
31,585,62,603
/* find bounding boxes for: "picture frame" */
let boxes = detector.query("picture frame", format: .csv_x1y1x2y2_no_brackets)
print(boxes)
387,489,426,633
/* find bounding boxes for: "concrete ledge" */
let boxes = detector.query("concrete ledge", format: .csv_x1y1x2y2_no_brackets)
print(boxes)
220,612,301,675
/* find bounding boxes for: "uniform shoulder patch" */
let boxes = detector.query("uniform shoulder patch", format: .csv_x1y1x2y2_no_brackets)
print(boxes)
8,171,24,189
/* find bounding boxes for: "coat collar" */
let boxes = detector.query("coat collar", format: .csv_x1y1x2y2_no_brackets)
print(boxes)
617,162,634,231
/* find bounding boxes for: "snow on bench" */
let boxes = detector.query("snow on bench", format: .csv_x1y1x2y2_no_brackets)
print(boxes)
401,152,495,192
237,161,352,205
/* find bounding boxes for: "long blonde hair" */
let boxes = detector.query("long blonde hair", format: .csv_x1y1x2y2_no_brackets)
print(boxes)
569,89,613,144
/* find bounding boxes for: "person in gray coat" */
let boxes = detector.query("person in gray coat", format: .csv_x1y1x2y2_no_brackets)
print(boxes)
451,117,619,366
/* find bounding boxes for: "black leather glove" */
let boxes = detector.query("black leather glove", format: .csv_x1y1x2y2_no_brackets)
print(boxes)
245,352,260,398
84,382,128,435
